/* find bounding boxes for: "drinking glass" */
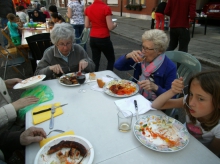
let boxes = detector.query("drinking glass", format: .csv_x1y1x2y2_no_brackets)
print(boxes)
76,74,86,93
118,110,133,132
130,54,146,70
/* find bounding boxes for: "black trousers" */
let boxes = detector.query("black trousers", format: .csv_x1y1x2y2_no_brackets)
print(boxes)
166,28,190,52
90,37,115,71
151,19,155,29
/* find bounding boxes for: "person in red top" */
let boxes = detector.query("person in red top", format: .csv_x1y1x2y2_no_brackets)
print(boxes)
164,0,196,52
85,0,117,71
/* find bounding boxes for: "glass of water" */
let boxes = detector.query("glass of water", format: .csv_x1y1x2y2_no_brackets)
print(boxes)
118,110,133,132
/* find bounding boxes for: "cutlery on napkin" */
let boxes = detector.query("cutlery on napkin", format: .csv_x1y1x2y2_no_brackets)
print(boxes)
39,130,74,147
32,103,64,125
33,104,67,115
115,95,156,117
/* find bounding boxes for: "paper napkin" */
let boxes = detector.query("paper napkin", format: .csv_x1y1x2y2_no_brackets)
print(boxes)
32,103,64,125
91,76,113,92
39,130,74,147
114,95,156,117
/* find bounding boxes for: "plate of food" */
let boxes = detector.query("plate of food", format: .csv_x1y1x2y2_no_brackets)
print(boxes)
133,115,190,152
59,73,81,87
34,135,94,164
13,75,46,89
103,79,139,97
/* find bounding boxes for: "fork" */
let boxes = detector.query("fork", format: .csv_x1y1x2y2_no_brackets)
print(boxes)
106,75,118,80
49,105,55,129
47,129,65,136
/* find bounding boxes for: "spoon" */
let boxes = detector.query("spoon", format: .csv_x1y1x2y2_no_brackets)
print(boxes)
47,129,65,136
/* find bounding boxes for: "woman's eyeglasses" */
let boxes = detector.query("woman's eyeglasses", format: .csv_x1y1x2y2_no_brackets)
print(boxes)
141,45,155,52
57,42,72,48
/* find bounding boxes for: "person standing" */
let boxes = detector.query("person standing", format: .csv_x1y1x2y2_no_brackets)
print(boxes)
0,0,15,47
85,0,117,71
155,0,167,30
151,7,156,29
164,0,196,52
67,0,85,43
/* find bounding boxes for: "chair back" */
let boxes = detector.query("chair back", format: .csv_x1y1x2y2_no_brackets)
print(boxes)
1,29,14,47
26,33,52,60
165,51,202,86
75,28,90,47
26,33,52,72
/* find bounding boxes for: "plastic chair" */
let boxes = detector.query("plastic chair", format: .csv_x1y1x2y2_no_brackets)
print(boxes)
75,28,90,50
0,46,25,79
25,33,52,72
165,51,202,121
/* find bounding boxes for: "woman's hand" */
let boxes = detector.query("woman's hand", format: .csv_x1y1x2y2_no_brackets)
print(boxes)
49,64,64,74
126,50,143,63
12,96,39,111
78,59,88,72
138,80,158,91
171,77,184,94
5,78,22,89
20,127,46,146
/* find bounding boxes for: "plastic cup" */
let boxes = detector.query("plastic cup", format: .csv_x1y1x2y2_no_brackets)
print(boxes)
118,110,133,132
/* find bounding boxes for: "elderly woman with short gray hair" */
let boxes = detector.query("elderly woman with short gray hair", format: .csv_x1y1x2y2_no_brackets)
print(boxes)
114,29,176,101
35,23,95,80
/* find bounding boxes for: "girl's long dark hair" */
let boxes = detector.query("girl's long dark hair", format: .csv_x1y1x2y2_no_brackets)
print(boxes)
51,12,66,23
185,70,220,131
78,0,81,4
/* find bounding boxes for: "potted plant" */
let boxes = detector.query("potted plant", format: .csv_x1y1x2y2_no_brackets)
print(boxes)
131,5,137,10
126,4,131,10
137,4,143,11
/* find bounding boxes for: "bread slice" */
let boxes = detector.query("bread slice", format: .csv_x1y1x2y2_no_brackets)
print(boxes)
97,79,105,88
89,72,96,80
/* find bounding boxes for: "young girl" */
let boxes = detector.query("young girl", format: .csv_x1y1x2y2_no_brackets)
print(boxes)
6,13,23,46
51,12,66,24
151,7,156,29
152,70,220,156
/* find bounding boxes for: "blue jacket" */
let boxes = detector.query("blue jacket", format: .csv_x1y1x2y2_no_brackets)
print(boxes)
114,54,177,96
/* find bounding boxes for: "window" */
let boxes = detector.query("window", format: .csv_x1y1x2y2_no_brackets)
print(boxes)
128,0,145,5
107,0,118,5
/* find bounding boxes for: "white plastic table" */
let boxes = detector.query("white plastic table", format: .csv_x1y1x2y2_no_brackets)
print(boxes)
25,70,220,164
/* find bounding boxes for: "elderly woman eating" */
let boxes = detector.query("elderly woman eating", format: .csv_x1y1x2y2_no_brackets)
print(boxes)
114,29,176,101
35,23,95,80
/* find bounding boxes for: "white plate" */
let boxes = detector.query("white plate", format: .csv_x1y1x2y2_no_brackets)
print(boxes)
133,115,190,152
103,79,139,98
59,73,81,87
13,75,46,89
112,18,117,22
34,135,94,164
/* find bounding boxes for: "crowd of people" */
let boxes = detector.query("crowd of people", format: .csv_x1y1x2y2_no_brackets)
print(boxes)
0,0,219,163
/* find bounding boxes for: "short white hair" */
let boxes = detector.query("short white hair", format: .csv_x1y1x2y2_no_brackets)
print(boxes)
142,29,168,53
50,23,75,45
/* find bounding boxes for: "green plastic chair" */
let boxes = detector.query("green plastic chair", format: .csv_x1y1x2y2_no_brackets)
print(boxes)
165,51,202,121
75,28,90,49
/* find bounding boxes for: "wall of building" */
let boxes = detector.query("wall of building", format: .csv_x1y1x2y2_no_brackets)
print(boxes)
108,0,158,20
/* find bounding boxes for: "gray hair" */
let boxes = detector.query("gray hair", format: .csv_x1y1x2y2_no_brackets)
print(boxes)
50,23,75,45
142,29,168,53
41,7,46,12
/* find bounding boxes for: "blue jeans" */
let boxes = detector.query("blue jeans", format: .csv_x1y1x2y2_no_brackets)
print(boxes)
0,18,8,46
72,24,84,43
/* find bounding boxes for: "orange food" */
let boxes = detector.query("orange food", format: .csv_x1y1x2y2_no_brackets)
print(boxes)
97,79,105,88
109,84,136,95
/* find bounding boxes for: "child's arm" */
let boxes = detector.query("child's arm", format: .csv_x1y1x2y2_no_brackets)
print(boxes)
208,137,220,156
4,26,8,31
152,78,185,110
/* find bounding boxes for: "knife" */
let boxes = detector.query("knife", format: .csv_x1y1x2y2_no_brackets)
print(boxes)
33,104,68,115
134,100,138,120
